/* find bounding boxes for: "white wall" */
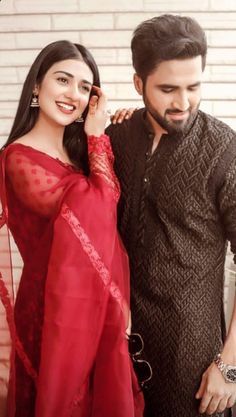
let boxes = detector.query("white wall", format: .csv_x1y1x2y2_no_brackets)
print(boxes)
1,0,236,144
0,0,236,412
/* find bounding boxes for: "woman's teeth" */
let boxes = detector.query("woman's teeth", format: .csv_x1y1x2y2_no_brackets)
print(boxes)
57,102,75,111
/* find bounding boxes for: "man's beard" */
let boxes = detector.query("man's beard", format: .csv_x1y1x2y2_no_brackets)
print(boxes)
143,94,200,135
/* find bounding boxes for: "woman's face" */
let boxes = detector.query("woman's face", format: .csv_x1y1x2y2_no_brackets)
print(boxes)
36,59,93,127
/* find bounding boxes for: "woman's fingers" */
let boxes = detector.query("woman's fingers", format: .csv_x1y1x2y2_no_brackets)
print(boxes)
88,95,98,115
91,86,107,111
84,87,109,137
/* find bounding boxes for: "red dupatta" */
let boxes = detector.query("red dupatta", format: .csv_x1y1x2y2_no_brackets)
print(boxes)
0,147,17,417
0,135,144,417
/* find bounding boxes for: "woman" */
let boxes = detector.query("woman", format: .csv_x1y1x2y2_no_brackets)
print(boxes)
0,40,144,417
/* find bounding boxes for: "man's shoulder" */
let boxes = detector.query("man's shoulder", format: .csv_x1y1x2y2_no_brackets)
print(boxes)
198,110,236,141
198,111,236,190
106,108,146,141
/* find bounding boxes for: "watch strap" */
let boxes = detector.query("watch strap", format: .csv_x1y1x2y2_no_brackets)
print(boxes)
214,353,236,383
214,353,226,372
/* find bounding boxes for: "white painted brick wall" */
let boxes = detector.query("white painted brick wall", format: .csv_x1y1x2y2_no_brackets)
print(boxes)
0,0,236,412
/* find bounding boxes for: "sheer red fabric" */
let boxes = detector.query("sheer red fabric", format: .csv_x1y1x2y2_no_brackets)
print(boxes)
0,135,144,417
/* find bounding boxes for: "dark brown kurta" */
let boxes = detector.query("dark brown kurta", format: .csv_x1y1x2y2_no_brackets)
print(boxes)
106,109,236,417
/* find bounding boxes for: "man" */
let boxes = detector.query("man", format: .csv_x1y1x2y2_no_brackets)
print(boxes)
106,14,236,417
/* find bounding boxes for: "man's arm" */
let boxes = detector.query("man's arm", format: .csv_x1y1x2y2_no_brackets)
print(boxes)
196,300,236,414
196,155,236,415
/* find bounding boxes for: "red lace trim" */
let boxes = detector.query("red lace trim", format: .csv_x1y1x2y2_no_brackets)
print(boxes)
62,202,125,414
0,273,38,385
61,204,123,309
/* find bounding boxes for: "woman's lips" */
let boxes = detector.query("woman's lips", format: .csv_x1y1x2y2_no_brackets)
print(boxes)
56,102,76,114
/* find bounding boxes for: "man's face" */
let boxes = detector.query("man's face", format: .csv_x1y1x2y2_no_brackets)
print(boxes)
134,56,203,134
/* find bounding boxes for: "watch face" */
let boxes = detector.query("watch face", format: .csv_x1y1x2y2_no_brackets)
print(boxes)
224,366,236,382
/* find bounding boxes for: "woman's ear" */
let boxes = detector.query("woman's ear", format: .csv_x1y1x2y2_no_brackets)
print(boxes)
133,73,143,96
33,85,39,95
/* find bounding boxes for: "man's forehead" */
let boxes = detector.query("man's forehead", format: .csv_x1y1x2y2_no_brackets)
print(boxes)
152,56,203,76
147,56,203,85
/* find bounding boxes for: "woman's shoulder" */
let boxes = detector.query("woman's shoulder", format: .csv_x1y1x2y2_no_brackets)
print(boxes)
2,134,33,156
2,136,76,171
10,134,41,155
1,142,32,164
3,134,49,164
13,133,32,145
1,135,45,173
6,131,38,150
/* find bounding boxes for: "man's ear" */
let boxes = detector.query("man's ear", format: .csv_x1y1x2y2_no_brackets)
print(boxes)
133,73,143,96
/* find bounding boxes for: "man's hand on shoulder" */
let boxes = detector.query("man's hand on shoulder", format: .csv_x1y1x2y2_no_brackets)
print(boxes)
110,107,138,124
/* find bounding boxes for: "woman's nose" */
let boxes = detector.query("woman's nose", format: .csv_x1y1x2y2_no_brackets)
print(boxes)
66,84,81,101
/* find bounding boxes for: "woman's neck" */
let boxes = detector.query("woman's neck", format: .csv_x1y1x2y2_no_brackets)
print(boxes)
15,115,74,164
30,114,65,153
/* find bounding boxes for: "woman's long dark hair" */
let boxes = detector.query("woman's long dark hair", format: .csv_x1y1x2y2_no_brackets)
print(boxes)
3,40,101,173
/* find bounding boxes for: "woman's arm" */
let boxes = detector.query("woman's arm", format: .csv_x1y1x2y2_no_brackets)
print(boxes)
85,88,120,201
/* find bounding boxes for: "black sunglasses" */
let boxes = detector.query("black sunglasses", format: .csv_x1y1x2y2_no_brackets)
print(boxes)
128,332,153,390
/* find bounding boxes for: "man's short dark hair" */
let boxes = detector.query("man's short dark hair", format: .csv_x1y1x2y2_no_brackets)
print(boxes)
131,14,207,82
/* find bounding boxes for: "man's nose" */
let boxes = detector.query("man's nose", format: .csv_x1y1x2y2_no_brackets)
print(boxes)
172,92,189,111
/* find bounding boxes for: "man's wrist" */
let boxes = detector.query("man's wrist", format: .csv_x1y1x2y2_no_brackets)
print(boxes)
221,338,236,364
214,353,236,383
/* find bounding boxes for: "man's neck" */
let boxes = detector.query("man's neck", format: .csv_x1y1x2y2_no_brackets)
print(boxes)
147,111,166,137
146,111,167,153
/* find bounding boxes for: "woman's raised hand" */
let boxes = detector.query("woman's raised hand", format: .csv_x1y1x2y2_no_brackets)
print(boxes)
84,86,110,137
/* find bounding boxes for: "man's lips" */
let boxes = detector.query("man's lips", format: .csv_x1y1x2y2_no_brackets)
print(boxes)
166,110,189,121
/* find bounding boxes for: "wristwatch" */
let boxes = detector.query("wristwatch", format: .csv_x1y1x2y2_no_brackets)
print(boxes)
214,353,236,383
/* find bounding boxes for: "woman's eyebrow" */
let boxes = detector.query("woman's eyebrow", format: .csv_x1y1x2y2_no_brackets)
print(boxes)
53,70,92,86
53,70,74,78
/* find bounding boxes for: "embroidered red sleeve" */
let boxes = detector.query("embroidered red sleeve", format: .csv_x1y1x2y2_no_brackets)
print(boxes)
87,134,120,201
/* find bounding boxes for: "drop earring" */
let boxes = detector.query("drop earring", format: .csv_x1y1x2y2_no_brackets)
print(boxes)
75,115,84,123
30,93,39,108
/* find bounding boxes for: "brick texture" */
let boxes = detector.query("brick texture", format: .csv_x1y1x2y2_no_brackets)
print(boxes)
0,0,235,413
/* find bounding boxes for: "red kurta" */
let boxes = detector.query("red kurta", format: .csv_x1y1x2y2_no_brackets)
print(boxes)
0,135,144,417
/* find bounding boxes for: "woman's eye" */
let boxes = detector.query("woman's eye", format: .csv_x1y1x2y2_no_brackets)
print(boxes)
80,85,91,93
57,77,68,84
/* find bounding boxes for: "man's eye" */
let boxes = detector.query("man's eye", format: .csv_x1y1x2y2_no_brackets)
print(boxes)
161,88,174,93
188,86,199,91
